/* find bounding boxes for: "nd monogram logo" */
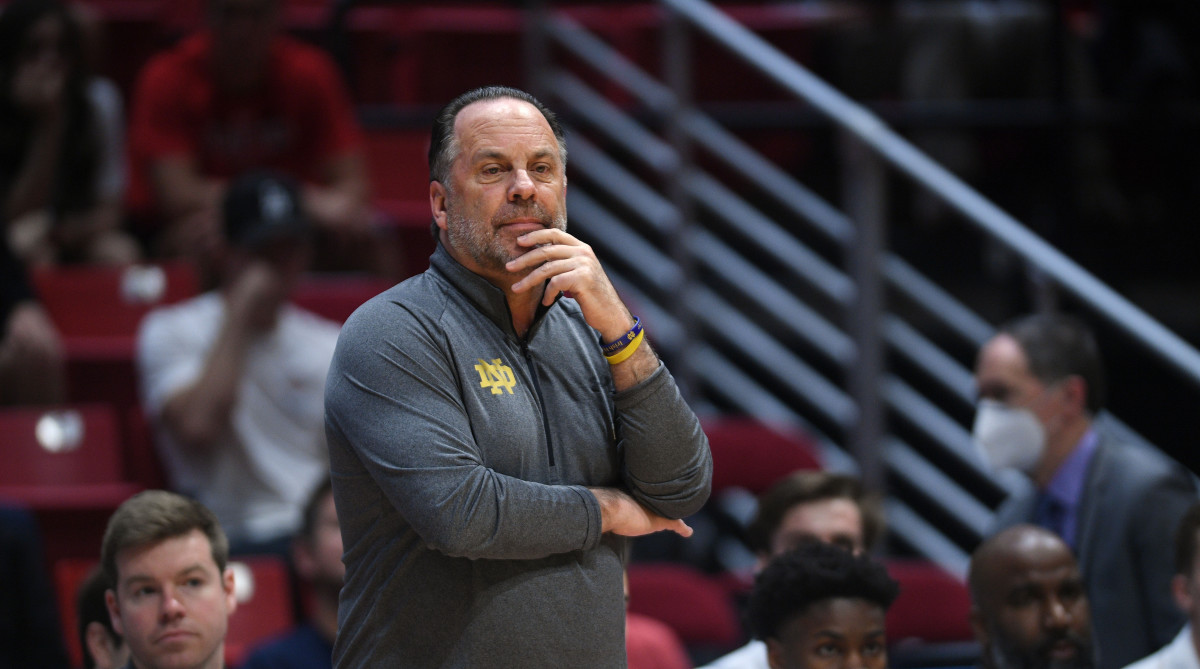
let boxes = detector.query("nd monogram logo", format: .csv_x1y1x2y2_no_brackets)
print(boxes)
474,358,517,395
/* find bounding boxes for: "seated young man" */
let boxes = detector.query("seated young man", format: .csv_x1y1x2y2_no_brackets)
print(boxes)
745,541,899,669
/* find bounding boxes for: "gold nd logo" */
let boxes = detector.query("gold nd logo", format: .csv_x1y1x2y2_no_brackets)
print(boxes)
474,358,517,395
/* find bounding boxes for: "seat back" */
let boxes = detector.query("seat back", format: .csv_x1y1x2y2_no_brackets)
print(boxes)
225,555,297,667
885,558,974,644
291,273,395,324
32,261,199,342
0,404,123,487
625,563,742,651
54,557,100,669
701,416,822,496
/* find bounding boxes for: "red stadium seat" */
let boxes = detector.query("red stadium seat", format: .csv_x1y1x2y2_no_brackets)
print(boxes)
32,261,201,414
626,563,743,652
54,557,100,669
225,555,297,668
701,416,822,496
292,273,395,324
0,403,139,506
0,404,143,574
32,261,199,357
884,558,974,644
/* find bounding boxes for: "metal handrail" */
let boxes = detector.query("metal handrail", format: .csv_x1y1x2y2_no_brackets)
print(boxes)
662,0,1200,389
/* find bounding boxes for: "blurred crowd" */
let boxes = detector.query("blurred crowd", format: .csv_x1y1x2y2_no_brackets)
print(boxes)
3,1,1200,668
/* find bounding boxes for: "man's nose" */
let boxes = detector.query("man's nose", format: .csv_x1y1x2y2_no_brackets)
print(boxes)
508,169,536,200
160,586,186,620
1043,596,1072,630
844,648,871,669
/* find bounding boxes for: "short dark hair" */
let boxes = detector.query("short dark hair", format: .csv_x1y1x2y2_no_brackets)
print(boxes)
299,478,333,542
427,85,567,185
1175,502,1200,576
77,567,120,669
999,313,1105,415
746,471,883,553
101,490,229,589
746,541,899,641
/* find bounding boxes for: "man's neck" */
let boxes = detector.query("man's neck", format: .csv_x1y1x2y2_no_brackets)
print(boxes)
1032,418,1092,489
313,586,340,643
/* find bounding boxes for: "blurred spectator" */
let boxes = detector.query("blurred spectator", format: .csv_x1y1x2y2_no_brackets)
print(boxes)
969,524,1094,669
0,0,138,266
625,571,693,669
0,505,71,668
744,541,898,669
976,313,1195,669
1122,502,1200,669
0,234,64,405
240,479,341,669
136,171,339,556
700,471,882,669
101,490,236,669
126,0,375,275
77,567,129,669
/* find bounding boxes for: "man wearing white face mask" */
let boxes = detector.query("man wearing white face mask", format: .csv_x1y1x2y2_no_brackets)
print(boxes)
975,313,1197,669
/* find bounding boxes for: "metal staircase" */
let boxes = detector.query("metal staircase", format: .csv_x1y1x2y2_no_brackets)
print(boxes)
517,0,1200,578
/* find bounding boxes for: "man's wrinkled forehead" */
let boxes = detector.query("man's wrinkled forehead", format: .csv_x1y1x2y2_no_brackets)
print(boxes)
451,98,560,160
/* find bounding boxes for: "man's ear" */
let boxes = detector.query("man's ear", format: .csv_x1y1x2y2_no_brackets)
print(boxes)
765,637,785,669
1172,574,1193,613
223,567,238,615
970,605,990,648
1060,375,1088,416
85,622,115,667
430,181,449,233
293,538,316,581
105,589,124,638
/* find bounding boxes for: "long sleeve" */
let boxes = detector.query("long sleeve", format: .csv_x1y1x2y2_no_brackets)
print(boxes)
614,362,712,520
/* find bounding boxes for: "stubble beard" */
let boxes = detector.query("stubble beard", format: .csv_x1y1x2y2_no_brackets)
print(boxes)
446,201,567,275
985,629,1096,669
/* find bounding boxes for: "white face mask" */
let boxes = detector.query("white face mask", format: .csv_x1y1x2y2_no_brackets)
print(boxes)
972,399,1046,473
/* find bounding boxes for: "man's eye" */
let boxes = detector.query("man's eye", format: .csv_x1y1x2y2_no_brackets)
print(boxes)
1008,590,1034,607
815,644,840,657
863,641,885,656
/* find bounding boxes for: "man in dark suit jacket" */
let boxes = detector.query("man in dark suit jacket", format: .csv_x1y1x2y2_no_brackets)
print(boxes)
974,313,1197,669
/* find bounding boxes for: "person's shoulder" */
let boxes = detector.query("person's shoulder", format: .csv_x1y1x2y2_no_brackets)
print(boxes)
1093,428,1191,484
272,35,343,83
696,639,770,669
138,292,220,339
137,33,210,88
240,624,331,669
336,272,447,339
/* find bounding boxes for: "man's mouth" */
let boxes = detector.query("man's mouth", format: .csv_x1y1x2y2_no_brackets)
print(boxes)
1046,638,1080,661
500,219,547,234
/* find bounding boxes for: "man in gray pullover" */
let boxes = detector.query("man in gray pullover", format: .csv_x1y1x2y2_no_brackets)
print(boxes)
324,86,713,668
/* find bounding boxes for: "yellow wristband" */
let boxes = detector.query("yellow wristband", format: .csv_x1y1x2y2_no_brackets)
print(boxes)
605,329,645,365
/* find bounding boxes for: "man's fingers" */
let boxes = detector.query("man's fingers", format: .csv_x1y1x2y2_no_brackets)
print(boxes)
668,519,694,538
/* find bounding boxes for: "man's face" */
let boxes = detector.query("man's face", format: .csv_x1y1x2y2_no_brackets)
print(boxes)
974,335,1066,434
766,598,888,669
770,498,865,558
433,98,567,280
106,529,236,669
297,492,345,588
209,0,278,89
1173,531,1200,629
976,541,1093,669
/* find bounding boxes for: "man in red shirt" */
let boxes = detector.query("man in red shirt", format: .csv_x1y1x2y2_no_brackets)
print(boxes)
128,0,370,268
